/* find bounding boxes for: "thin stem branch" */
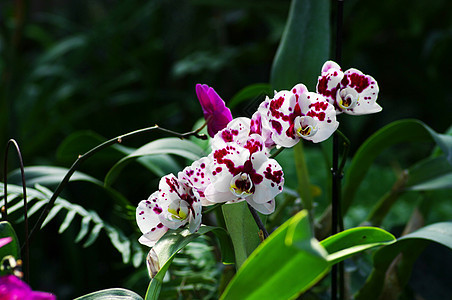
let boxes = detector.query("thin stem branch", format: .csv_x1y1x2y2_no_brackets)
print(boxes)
3,139,29,283
332,0,344,299
247,204,269,239
28,125,207,244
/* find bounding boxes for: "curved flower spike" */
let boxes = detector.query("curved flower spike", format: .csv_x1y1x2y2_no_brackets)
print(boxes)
136,174,202,247
196,84,233,137
316,61,381,115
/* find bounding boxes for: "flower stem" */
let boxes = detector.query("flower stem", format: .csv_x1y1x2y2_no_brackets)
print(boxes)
332,1,344,300
247,204,269,239
3,139,29,283
27,125,207,245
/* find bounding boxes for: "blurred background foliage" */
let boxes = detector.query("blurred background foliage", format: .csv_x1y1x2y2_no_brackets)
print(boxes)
1,0,452,299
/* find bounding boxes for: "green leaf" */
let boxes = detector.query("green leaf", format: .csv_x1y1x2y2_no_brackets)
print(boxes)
145,226,233,300
105,138,205,186
320,227,395,265
343,119,452,215
405,155,452,190
8,166,130,207
0,222,20,265
270,0,330,90
74,288,143,300
356,222,452,300
9,166,102,187
221,202,262,269
228,83,273,109
220,210,329,300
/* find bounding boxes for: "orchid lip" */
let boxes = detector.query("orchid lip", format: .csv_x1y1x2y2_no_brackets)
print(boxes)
337,87,358,110
229,173,254,198
167,200,189,221
294,116,318,138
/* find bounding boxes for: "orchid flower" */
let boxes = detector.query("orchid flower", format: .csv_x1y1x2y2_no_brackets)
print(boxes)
178,156,214,206
0,275,56,299
259,84,339,147
250,106,276,150
196,84,233,137
136,174,202,247
204,133,284,214
316,60,381,115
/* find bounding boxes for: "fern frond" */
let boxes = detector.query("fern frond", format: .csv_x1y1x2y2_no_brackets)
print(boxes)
0,183,144,267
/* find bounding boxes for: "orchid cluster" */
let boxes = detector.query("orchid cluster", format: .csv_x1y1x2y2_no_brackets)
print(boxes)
136,61,380,248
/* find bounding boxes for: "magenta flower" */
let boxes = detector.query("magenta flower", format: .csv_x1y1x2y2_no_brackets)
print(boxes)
196,84,233,137
0,237,12,248
0,275,56,300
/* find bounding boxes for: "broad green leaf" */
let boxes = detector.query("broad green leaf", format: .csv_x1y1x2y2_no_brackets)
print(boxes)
9,166,102,187
145,226,234,300
270,0,330,90
356,222,452,300
343,119,452,215
228,83,272,109
320,227,395,265
222,202,262,269
220,210,329,300
0,222,20,268
105,138,205,186
8,166,130,207
405,155,452,190
74,288,143,300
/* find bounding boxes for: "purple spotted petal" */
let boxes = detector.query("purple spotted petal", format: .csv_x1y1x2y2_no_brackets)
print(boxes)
136,192,169,247
204,141,284,212
250,110,275,150
211,117,251,150
299,92,339,143
261,90,299,148
196,84,233,137
178,157,213,206
250,152,284,206
341,68,381,115
316,61,344,105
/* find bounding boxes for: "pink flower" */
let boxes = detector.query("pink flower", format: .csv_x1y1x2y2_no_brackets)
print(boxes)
196,84,233,137
0,237,12,248
0,275,56,300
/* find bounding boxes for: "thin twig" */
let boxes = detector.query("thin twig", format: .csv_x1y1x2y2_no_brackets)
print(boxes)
28,125,207,245
247,203,269,239
3,139,29,283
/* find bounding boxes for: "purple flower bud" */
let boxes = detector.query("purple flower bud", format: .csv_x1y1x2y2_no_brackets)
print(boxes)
196,84,233,137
